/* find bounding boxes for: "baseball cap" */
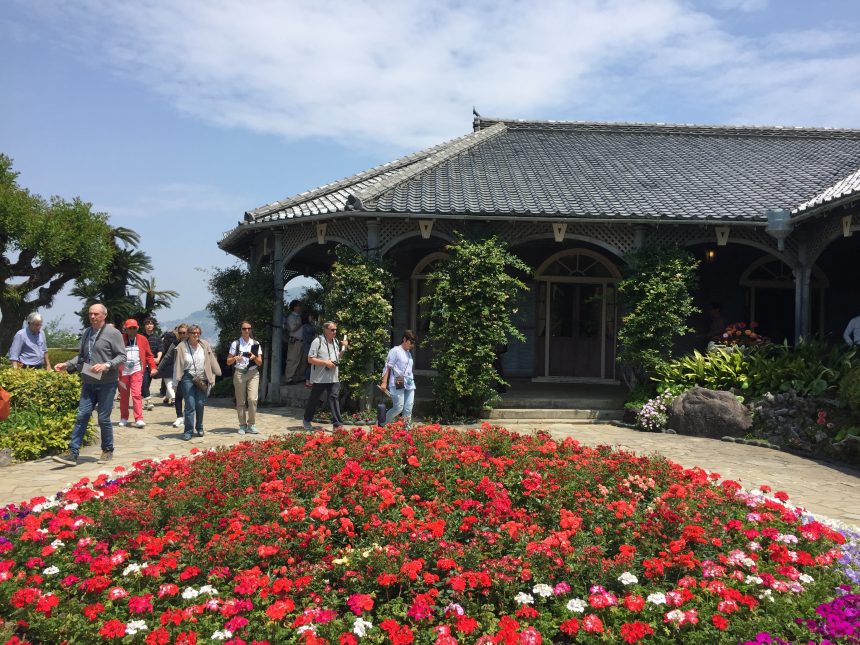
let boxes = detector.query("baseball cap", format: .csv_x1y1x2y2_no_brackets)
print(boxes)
124,318,139,329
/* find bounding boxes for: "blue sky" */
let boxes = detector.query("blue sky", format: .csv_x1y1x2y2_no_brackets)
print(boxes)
2,0,860,329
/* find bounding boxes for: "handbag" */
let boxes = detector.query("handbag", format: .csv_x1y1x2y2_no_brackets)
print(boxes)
394,376,405,390
188,341,209,392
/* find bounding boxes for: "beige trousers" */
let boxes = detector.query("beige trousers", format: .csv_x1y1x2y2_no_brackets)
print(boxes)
233,369,259,426
284,338,304,381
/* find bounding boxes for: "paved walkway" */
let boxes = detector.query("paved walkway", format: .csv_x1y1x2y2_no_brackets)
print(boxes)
2,399,859,527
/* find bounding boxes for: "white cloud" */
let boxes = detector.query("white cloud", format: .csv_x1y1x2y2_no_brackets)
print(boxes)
98,183,247,220
17,0,860,148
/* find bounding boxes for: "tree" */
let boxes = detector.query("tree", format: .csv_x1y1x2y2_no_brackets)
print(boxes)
135,276,179,316
617,244,699,389
319,246,393,407
421,235,529,418
70,227,153,327
43,317,81,348
207,264,275,352
0,154,115,352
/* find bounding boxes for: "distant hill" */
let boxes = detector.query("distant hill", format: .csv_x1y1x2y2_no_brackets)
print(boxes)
159,309,218,343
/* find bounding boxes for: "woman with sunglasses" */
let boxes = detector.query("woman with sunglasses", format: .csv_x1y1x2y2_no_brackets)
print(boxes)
226,321,263,434
172,324,221,440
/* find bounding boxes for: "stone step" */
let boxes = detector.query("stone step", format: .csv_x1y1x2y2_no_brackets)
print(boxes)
482,408,624,421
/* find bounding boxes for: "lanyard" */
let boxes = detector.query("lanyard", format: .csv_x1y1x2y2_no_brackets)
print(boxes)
86,327,104,363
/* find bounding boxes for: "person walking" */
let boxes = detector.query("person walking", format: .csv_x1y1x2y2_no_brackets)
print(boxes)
156,324,188,427
173,324,221,441
141,317,163,410
303,320,348,431
117,319,158,428
8,313,51,370
380,330,417,427
227,320,263,435
51,303,125,466
284,299,304,384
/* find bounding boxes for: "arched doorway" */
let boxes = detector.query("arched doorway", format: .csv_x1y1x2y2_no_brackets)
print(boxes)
739,256,827,342
534,249,621,381
410,252,449,372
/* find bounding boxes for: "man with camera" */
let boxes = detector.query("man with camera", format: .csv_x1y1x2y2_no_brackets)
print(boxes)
227,320,263,434
302,320,348,431
380,330,417,428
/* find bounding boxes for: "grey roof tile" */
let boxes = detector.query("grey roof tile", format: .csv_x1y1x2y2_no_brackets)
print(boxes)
222,118,860,250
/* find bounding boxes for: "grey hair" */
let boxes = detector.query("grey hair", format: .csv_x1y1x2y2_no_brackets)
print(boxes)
26,312,43,325
323,321,337,330
89,303,108,315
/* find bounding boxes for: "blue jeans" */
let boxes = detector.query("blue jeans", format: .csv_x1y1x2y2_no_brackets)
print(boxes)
386,387,415,424
181,373,207,434
69,381,118,456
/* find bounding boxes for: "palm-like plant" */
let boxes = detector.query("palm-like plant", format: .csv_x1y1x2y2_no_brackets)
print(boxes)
71,226,153,327
135,276,179,316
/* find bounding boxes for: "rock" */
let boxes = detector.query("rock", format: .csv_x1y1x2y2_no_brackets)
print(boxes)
829,435,860,465
0,448,12,467
667,387,752,439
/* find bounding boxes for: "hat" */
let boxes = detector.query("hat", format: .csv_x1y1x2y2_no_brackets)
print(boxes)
123,318,139,329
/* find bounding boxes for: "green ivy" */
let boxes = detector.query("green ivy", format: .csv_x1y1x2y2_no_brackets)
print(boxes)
319,246,394,406
420,234,529,418
617,245,699,387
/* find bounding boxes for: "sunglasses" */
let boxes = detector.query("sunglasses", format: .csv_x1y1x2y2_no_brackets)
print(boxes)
241,327,252,331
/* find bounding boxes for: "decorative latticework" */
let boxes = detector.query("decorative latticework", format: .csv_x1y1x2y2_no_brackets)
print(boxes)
803,211,857,264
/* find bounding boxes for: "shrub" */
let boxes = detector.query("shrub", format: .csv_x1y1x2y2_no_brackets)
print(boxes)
46,348,78,365
636,389,677,431
0,367,81,412
656,339,856,399
839,364,860,419
0,409,81,461
319,246,394,407
617,245,698,387
0,368,89,460
420,235,529,418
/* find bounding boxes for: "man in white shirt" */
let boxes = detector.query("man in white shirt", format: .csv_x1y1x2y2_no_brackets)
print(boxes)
303,321,348,431
844,314,860,346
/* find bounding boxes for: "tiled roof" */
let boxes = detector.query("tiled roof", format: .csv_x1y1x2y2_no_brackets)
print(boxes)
794,166,860,214
221,117,860,251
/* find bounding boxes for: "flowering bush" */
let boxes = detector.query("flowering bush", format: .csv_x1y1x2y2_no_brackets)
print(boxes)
714,322,769,348
0,424,857,643
636,390,677,432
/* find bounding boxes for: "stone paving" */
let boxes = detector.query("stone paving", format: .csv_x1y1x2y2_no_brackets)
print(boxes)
1,397,859,527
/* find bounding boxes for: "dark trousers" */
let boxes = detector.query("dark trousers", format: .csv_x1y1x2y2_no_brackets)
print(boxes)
303,381,344,427
142,370,152,398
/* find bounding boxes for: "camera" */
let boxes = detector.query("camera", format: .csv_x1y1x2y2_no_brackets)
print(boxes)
242,352,252,358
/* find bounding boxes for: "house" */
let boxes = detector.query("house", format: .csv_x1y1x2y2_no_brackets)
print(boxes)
219,116,860,398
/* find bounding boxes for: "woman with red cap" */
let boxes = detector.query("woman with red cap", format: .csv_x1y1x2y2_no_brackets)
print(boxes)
118,318,158,428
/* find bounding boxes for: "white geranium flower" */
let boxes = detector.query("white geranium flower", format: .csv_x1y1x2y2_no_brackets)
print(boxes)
198,585,218,596
646,592,667,605
353,618,373,637
42,566,60,576
50,539,65,548
123,563,142,576
745,575,763,585
125,620,148,635
618,572,638,586
211,629,233,640
532,583,553,598
181,587,200,599
566,598,586,613
514,592,534,605
799,574,814,584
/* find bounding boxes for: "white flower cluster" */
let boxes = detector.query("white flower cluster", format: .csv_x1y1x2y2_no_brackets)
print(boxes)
353,618,373,637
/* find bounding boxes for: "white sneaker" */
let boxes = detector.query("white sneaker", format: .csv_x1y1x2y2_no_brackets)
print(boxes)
134,419,146,428
172,418,183,428
118,419,128,427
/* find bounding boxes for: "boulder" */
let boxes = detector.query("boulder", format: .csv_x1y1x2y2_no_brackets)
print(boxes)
0,448,12,467
667,387,751,439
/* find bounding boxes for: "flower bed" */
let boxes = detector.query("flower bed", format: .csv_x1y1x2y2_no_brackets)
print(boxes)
1,424,858,644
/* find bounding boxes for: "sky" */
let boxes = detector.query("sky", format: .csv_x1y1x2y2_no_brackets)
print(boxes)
2,0,860,330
